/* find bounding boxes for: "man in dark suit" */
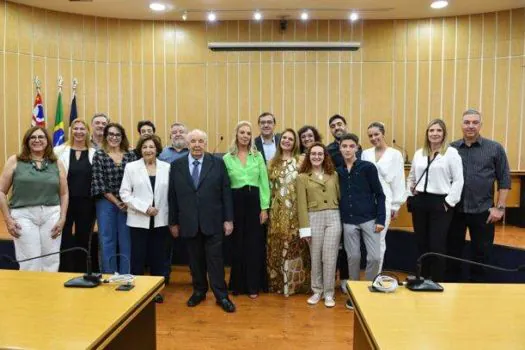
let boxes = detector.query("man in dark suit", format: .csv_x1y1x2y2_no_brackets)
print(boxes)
168,129,236,313
254,112,281,164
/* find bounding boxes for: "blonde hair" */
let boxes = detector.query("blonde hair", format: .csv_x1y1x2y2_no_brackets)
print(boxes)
67,119,91,149
228,121,259,155
422,118,449,156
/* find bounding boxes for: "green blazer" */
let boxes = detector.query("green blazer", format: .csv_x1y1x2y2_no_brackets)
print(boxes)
296,172,340,237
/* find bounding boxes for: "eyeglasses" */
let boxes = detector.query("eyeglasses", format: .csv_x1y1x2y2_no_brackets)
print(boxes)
107,132,122,139
29,135,46,140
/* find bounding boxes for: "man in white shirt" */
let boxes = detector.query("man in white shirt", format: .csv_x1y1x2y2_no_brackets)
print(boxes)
254,112,281,164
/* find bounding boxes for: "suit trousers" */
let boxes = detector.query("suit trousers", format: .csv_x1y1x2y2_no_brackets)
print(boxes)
10,205,62,271
344,219,382,281
185,231,228,300
411,193,453,282
229,186,266,295
129,225,171,278
446,211,494,282
59,197,95,273
308,210,342,298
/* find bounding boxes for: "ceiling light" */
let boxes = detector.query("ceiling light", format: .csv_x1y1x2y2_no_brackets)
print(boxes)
207,12,217,22
253,11,263,21
349,12,359,21
300,11,309,21
182,12,187,21
149,3,166,12
430,0,449,9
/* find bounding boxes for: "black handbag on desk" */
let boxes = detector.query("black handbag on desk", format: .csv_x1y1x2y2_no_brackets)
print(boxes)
406,153,438,212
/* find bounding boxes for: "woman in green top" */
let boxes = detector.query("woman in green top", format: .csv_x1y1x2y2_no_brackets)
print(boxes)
0,126,68,271
223,121,270,298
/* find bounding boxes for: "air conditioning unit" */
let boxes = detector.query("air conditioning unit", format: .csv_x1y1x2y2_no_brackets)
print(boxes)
208,41,361,52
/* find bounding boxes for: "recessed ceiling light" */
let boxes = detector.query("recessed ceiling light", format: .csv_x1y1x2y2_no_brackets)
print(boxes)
182,12,188,21
149,2,166,12
430,0,449,9
300,11,309,21
253,11,263,21
349,12,359,21
207,12,217,22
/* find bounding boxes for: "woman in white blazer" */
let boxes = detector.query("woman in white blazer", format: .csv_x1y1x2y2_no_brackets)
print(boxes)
120,134,170,303
361,122,406,273
53,119,97,273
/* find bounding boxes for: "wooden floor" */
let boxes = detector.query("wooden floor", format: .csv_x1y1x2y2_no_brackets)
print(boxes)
157,266,354,350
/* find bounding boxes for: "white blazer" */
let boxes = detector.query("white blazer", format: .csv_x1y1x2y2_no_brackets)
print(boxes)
120,158,171,229
53,145,96,173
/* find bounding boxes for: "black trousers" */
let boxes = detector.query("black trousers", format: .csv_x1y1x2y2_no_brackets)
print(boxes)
229,186,266,295
185,231,228,300
129,226,171,278
411,193,453,282
336,236,349,281
446,211,495,282
162,237,174,283
59,197,96,273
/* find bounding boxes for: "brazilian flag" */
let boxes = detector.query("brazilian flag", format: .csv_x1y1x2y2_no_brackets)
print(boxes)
53,91,64,147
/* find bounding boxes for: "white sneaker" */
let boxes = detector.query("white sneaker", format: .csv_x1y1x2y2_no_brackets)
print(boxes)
324,296,336,308
307,293,322,305
340,280,348,294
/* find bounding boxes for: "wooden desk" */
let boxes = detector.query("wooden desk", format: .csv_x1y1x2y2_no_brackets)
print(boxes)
348,281,525,350
0,270,164,349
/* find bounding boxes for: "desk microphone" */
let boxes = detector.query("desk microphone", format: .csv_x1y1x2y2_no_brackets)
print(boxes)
392,139,410,165
406,252,525,291
1,247,101,288
212,135,224,154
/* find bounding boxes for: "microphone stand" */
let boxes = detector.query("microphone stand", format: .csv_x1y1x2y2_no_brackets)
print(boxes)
392,139,410,165
406,252,525,292
3,247,101,288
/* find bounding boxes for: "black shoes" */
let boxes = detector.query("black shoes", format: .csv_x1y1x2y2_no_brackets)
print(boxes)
187,293,206,307
216,297,236,313
153,294,164,304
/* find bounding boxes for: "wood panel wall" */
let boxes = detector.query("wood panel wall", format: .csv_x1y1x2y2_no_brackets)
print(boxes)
0,1,524,169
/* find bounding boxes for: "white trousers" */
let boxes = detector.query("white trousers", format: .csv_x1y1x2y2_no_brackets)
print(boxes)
10,205,62,272
378,203,392,272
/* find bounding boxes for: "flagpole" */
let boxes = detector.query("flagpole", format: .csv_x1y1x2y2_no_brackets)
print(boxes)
32,76,45,127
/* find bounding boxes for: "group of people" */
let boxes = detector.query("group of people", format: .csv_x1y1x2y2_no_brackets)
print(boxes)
0,107,510,312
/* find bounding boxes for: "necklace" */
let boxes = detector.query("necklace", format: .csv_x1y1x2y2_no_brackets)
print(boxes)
30,158,49,172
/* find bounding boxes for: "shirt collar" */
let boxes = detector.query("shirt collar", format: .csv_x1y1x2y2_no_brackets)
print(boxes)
188,153,203,165
261,135,275,145
459,135,483,147
169,146,188,152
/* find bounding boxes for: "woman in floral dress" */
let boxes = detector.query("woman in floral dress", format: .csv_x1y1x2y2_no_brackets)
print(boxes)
267,128,311,296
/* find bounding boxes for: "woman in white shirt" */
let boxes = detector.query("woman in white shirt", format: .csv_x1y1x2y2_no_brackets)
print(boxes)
120,134,170,303
407,119,463,282
362,122,406,272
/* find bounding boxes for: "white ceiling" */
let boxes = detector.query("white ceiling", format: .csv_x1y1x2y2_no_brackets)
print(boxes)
7,0,525,21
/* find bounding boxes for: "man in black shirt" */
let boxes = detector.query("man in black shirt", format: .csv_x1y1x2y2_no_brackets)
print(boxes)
447,109,511,282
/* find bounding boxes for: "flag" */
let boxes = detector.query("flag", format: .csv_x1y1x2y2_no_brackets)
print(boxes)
53,91,65,146
31,91,45,127
69,93,78,124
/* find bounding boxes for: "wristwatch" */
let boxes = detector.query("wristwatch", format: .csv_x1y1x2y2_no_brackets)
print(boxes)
496,205,506,211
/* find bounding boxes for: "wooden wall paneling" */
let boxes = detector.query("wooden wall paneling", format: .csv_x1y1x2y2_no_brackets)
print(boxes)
164,63,176,134
96,61,108,118
441,60,456,132
294,61,306,129
348,62,361,139
497,11,511,58
361,62,392,138
142,21,154,64
393,62,407,148
468,59,482,109
0,52,5,163
520,57,525,169
363,20,394,62
456,16,470,60
108,63,120,125
226,21,239,64
70,60,84,119
154,64,167,143
404,61,417,157
418,61,430,125
443,17,456,60
130,20,142,64
178,65,207,132
214,64,229,152
317,21,329,63
316,61,329,139
480,58,495,138
260,63,272,118
83,61,96,127
482,13,497,59
271,58,283,123
305,21,317,63
58,59,72,130
58,16,75,61
226,63,239,128
282,20,295,64
0,2,5,54
510,8,524,57
393,20,407,62
131,63,143,143
430,18,444,61
295,21,308,63
418,19,431,62
452,60,468,141
69,14,83,61
469,14,483,59
260,20,272,63
248,21,262,63
107,19,120,63
270,20,284,64
143,63,154,124
328,62,341,119
238,21,250,63
304,62,317,130
249,58,261,122
19,54,32,131
45,57,58,136
238,63,250,123
493,59,509,147
5,53,19,156
119,64,132,137
17,5,32,55
283,62,295,129
119,20,132,64
205,64,217,150
96,17,108,63
430,56,443,120
82,16,95,62
165,22,176,65
328,20,341,63
506,57,522,169
406,20,418,61
5,2,18,53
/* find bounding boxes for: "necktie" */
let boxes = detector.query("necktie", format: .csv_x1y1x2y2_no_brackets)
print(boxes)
192,160,200,188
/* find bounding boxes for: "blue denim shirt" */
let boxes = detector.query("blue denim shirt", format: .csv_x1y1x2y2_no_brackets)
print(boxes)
337,159,386,226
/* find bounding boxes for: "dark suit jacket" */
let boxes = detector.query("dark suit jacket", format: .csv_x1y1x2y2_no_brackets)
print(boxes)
168,153,234,238
254,133,281,164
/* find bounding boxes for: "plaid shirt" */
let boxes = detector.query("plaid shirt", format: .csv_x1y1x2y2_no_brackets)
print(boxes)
91,150,137,199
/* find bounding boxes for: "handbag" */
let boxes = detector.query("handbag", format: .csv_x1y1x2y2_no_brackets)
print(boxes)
406,153,438,212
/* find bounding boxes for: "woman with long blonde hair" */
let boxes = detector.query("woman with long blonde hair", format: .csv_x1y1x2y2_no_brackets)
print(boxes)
223,121,270,298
